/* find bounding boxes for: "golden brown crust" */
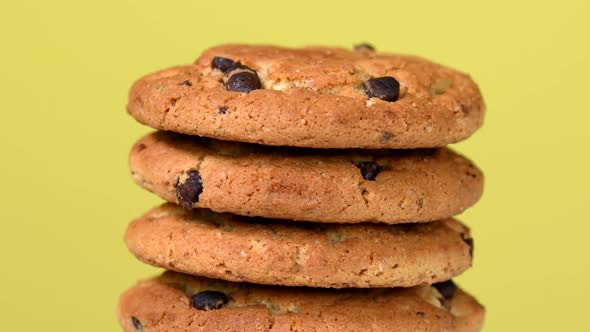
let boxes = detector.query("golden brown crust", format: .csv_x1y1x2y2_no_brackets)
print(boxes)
127,44,484,148
117,272,485,332
129,131,484,223
125,204,473,288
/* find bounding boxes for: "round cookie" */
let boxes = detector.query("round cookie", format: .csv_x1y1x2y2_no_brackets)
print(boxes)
127,44,484,149
125,204,474,288
129,131,483,224
117,272,485,332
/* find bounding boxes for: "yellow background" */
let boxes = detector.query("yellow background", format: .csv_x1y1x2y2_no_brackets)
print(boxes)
1,0,588,331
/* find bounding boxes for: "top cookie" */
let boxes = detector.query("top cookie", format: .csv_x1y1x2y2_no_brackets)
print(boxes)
128,44,484,148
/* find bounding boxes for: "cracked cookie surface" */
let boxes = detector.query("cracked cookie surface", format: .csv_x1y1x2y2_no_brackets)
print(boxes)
127,44,484,149
117,271,485,332
125,204,474,288
129,131,483,223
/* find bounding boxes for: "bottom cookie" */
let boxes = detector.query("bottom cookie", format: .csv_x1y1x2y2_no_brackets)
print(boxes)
118,271,484,332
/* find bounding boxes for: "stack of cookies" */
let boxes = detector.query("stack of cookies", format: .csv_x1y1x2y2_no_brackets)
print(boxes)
118,44,486,331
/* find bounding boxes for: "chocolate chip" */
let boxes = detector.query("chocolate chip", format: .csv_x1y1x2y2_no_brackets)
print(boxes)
462,236,474,257
354,43,376,51
225,71,261,93
136,143,147,152
354,161,382,181
416,311,426,318
432,280,457,301
364,77,400,102
218,107,228,114
131,316,143,331
212,56,238,73
176,170,203,209
381,132,393,143
178,80,192,86
191,290,229,311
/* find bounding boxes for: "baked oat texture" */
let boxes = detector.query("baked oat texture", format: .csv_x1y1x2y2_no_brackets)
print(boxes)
117,272,485,332
127,44,484,149
129,131,483,223
125,204,474,288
